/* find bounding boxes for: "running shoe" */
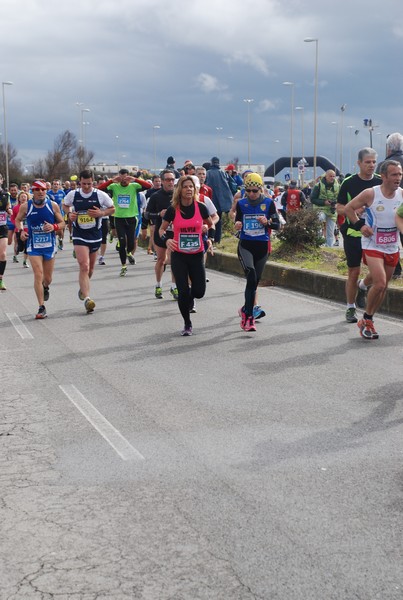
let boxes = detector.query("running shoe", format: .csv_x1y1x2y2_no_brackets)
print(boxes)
345,307,358,323
127,252,136,265
98,256,106,265
155,286,163,299
0,279,6,291
109,233,114,243
115,241,120,251
120,266,127,277
253,305,266,320
153,252,157,261
43,285,50,302
356,280,367,309
243,316,256,332
181,326,193,336
190,299,197,313
147,248,153,255
78,289,85,301
238,306,247,330
170,286,179,300
85,298,96,313
13,255,19,263
23,260,29,268
35,305,47,319
58,240,63,250
358,318,379,340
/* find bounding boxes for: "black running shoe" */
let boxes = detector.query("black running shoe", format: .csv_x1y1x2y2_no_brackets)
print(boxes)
43,285,50,302
35,305,47,319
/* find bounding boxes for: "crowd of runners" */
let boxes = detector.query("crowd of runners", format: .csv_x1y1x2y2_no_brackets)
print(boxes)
1,146,403,339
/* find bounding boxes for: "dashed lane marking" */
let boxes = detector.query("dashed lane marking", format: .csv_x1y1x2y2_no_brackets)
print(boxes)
59,384,145,461
6,313,34,339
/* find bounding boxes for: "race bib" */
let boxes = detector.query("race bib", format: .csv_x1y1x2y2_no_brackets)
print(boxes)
376,227,397,245
178,233,201,252
117,195,130,208
32,230,52,249
0,211,7,225
77,213,96,229
244,214,265,237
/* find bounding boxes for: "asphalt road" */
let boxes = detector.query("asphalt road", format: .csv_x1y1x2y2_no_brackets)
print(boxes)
1,241,402,600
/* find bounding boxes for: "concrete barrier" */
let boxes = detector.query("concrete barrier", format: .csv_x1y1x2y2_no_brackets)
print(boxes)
206,251,403,318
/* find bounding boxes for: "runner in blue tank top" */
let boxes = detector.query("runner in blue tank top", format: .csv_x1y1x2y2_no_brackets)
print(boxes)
15,180,65,319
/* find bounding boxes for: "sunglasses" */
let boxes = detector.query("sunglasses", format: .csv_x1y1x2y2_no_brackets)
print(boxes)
245,188,260,194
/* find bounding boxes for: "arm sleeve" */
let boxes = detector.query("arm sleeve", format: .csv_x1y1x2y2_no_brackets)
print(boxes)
199,202,210,220
309,185,322,205
235,202,242,222
97,179,113,191
337,181,348,205
134,178,152,190
163,206,175,222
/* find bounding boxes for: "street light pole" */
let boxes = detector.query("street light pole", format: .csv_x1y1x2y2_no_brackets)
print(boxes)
340,104,347,174
2,81,13,190
115,135,120,169
282,82,295,178
295,106,304,160
331,121,338,171
75,101,84,144
216,127,223,157
346,125,354,173
80,108,90,150
153,125,160,173
304,38,319,180
243,99,254,167
273,139,280,180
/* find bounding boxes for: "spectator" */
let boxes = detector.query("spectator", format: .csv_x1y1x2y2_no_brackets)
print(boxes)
310,170,340,247
280,180,306,219
164,156,181,179
205,156,234,244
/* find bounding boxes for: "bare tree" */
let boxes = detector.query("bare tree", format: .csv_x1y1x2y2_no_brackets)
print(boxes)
0,143,23,186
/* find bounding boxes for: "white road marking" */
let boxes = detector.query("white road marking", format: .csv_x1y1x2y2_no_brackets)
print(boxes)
59,384,144,461
6,313,34,339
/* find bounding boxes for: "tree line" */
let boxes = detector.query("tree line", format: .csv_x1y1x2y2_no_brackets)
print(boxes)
0,130,94,186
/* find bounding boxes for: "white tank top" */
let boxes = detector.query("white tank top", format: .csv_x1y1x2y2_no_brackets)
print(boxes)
362,185,403,253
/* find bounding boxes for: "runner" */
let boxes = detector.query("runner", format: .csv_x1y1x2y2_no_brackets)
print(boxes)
344,160,403,339
158,175,214,336
63,170,115,314
15,180,65,319
336,148,381,322
97,169,151,276
145,169,178,299
234,173,279,332
0,178,12,290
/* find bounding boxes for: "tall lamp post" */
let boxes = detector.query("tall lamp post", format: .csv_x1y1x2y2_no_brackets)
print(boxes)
346,125,355,173
80,108,90,149
215,127,223,157
273,139,280,180
115,135,120,169
282,82,295,178
295,106,304,160
339,103,347,174
152,125,160,172
331,121,338,171
2,81,13,190
304,37,319,180
243,99,254,167
226,136,234,161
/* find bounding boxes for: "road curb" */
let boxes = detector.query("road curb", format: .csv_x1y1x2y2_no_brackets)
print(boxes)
206,251,403,318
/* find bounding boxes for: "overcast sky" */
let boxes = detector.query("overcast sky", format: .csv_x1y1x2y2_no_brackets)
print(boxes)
2,0,403,177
